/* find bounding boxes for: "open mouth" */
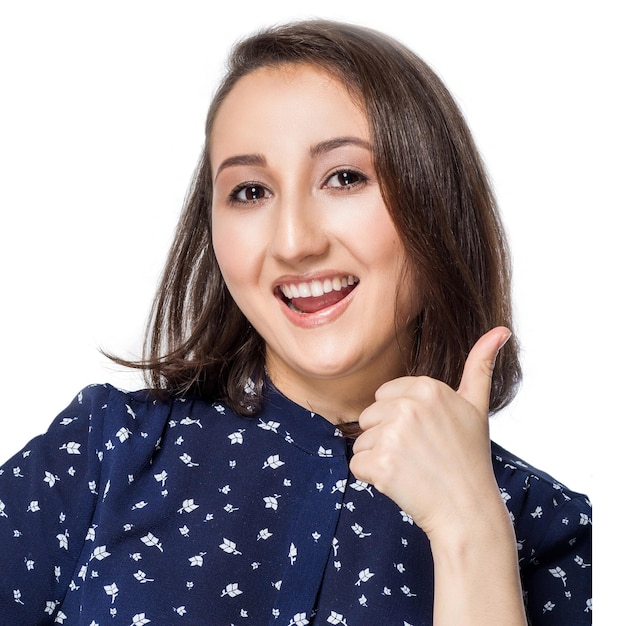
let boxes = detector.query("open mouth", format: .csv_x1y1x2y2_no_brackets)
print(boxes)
276,275,359,314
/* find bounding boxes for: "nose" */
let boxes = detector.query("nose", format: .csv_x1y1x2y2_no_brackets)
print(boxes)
269,192,329,265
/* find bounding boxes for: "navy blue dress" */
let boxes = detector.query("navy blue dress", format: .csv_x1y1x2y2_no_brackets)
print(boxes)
0,383,591,625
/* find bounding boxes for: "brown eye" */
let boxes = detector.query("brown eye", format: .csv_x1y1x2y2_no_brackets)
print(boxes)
326,169,366,189
230,184,270,203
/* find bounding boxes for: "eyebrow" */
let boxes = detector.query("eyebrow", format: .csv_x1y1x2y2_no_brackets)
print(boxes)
214,136,372,179
215,154,266,178
309,136,372,158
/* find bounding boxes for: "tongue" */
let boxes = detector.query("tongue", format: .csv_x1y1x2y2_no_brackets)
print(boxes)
290,285,356,314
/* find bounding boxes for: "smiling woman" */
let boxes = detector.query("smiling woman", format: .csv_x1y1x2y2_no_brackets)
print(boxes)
211,65,413,420
0,19,591,626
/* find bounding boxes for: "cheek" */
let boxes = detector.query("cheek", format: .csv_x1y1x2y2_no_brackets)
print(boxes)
375,231,419,321
212,215,249,280
211,228,233,282
365,221,405,277
212,216,269,313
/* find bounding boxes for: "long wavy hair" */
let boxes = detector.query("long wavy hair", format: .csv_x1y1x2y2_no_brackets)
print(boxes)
122,19,521,415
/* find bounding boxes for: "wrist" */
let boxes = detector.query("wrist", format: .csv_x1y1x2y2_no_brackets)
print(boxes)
428,498,526,625
427,492,517,564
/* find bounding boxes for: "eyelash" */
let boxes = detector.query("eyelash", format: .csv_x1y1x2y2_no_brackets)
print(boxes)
226,168,368,206
324,168,368,190
228,182,269,205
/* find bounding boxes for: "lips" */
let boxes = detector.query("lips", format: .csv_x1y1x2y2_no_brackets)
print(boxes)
277,275,359,314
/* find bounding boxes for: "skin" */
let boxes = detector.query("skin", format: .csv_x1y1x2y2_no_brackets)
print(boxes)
211,64,414,422
352,328,526,623
211,64,527,625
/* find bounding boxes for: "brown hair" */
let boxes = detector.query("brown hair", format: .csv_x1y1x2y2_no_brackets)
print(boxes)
126,19,521,415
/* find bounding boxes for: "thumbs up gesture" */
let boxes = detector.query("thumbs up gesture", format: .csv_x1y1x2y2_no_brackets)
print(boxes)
351,327,527,622
350,326,512,540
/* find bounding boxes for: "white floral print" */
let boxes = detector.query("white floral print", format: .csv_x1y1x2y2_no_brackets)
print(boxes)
0,383,591,624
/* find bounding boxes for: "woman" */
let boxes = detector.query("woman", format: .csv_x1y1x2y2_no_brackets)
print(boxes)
0,20,591,625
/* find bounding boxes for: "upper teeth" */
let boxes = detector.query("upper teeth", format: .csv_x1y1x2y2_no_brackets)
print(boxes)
280,275,358,299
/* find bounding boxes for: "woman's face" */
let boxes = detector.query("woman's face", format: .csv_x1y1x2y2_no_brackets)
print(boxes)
211,64,417,413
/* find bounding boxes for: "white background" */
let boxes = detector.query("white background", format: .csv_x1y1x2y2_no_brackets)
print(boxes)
0,0,621,617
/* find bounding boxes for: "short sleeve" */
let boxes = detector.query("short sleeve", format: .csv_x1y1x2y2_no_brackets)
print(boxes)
0,385,111,624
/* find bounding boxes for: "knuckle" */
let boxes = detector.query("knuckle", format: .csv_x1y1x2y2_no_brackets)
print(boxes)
410,376,445,403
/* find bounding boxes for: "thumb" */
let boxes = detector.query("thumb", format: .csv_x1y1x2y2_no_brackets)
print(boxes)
457,326,512,415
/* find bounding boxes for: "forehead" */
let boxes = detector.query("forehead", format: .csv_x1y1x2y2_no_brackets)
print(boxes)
209,64,369,160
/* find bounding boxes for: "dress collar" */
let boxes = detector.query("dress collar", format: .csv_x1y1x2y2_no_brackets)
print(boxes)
259,379,348,458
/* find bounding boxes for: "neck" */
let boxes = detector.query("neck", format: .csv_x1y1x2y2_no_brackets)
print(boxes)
266,359,406,425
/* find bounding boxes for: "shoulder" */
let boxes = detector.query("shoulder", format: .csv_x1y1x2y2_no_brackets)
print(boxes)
2,384,198,480
57,384,254,468
56,383,211,460
490,446,592,621
1,384,184,478
41,384,171,445
491,441,591,580
491,440,590,511
491,441,591,533
52,383,188,429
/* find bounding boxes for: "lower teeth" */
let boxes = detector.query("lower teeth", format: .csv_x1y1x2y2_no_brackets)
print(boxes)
287,300,305,314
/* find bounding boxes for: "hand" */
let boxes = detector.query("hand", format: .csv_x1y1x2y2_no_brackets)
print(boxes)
350,327,512,540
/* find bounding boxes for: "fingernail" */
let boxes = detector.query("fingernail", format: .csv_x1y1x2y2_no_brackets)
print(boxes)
497,330,512,353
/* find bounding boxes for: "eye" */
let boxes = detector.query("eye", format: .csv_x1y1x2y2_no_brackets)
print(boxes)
229,183,271,204
325,169,367,189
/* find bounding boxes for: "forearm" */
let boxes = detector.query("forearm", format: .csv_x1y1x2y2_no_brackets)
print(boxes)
429,498,527,625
